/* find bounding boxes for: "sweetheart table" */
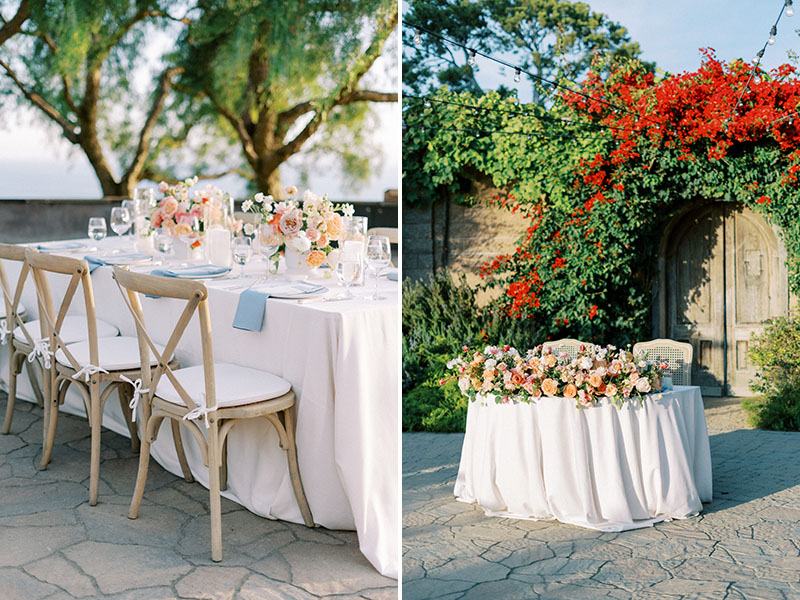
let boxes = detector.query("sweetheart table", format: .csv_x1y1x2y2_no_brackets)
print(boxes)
455,386,712,531
0,239,398,578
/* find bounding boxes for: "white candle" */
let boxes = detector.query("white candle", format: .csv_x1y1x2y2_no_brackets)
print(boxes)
207,228,232,267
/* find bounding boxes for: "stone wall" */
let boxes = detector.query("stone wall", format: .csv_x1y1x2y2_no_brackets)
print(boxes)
0,197,398,244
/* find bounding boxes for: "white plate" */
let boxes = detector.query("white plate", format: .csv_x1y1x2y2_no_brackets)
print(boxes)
100,254,153,266
259,283,328,299
36,241,88,252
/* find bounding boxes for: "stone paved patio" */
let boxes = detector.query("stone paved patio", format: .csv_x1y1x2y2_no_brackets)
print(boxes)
403,398,800,599
0,393,397,599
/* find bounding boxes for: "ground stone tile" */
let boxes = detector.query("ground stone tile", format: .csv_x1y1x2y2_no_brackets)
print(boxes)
0,566,58,599
593,557,669,591
0,524,84,567
24,554,98,598
512,556,605,584
669,556,756,581
648,577,731,596
0,481,88,517
459,578,539,599
360,586,400,600
0,508,77,527
426,555,510,583
401,577,473,600
77,501,188,547
63,541,192,594
174,566,250,599
237,573,317,600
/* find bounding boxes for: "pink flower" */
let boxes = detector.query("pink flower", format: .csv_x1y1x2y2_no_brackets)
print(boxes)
317,233,328,248
160,197,178,216
151,209,163,228
158,181,169,193
305,227,321,242
279,209,304,236
189,207,203,220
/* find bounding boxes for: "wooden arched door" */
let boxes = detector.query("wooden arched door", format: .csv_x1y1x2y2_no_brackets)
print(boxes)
663,203,791,396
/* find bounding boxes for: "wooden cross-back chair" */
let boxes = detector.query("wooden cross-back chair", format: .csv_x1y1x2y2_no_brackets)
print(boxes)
24,249,150,506
0,243,44,434
113,266,314,562
541,338,593,360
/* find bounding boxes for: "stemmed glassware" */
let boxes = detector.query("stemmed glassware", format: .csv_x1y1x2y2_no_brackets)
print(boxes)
88,217,107,245
255,224,280,277
110,207,131,243
335,250,362,299
232,237,252,278
365,235,391,301
154,227,173,259
121,200,135,239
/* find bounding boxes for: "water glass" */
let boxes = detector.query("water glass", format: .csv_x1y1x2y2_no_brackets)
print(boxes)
255,224,280,276
154,228,173,257
335,252,362,298
365,235,391,301
88,217,107,242
121,200,135,237
110,207,131,238
232,237,252,277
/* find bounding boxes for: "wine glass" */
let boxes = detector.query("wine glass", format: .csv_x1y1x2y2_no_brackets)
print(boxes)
110,207,131,242
255,224,280,277
335,251,362,299
88,217,107,245
232,237,252,278
121,199,135,239
364,235,391,301
154,227,173,259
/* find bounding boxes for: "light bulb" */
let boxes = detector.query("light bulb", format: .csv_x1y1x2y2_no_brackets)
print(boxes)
769,26,777,45
787,0,794,16
468,49,476,66
423,99,431,109
514,68,521,83
413,30,422,45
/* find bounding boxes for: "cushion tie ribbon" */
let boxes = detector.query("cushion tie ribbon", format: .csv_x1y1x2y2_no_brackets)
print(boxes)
119,375,148,422
28,339,53,369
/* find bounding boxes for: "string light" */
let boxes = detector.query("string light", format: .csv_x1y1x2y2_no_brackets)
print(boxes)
514,68,521,83
786,0,794,17
467,49,477,66
768,26,777,45
413,29,422,46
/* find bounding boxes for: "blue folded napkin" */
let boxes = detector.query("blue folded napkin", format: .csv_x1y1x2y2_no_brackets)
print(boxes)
84,255,106,273
387,271,398,281
151,265,230,278
232,289,270,332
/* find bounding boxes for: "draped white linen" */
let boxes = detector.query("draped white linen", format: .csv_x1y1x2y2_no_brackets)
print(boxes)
0,246,398,578
454,386,712,531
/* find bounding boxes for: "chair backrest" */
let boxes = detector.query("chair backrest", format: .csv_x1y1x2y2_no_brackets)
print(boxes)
633,339,693,386
113,267,215,413
541,338,593,360
0,243,35,344
24,249,100,372
367,227,399,245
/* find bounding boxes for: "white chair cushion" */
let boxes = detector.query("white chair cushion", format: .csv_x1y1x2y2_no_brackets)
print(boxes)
155,363,291,409
0,301,25,319
55,336,163,371
14,316,119,345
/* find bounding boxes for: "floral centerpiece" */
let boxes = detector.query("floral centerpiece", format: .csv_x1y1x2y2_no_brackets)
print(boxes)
446,343,668,409
241,185,354,270
149,177,233,249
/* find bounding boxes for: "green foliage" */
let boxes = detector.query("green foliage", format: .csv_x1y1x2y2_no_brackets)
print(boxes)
743,314,800,431
403,379,467,432
403,0,652,99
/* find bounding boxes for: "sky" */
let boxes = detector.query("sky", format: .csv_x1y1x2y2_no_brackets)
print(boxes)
0,15,399,203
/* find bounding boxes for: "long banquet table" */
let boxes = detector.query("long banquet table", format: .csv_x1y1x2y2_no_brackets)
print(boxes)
0,239,398,578
455,386,712,531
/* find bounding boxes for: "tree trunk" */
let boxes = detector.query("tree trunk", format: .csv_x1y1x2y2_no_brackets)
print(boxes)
255,165,284,199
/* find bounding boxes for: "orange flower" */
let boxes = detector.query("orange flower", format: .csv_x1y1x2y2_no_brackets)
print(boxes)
326,213,343,240
589,373,603,388
563,384,577,398
541,378,559,396
305,250,326,268
510,370,525,386
543,354,557,368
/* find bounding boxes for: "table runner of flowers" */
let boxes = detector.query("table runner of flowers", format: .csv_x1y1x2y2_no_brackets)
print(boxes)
446,344,669,409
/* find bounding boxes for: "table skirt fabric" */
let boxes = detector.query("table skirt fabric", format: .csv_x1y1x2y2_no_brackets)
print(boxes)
454,386,712,531
0,252,398,578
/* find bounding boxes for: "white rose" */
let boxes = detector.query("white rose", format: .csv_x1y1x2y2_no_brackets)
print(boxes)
579,357,593,370
243,223,256,236
254,193,265,203
635,378,651,393
291,232,312,252
242,199,254,212
485,359,497,369
458,378,470,394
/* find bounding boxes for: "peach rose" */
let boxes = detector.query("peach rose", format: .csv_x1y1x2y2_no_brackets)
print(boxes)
482,368,495,379
160,197,178,216
522,382,536,395
279,209,304,236
317,233,328,248
173,222,192,237
578,390,594,407
563,384,577,399
510,370,525,386
285,185,298,196
541,378,558,396
528,357,541,369
151,209,163,228
305,227,321,243
589,373,603,388
543,354,557,368
305,250,326,268
326,213,343,240
605,383,618,397
497,363,507,372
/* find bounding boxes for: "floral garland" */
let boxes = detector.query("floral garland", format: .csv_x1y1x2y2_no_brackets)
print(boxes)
446,343,668,409
241,185,355,268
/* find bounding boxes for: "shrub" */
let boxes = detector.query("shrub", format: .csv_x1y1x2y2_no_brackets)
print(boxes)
744,314,800,430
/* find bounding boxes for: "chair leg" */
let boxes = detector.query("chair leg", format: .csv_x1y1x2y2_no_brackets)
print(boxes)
283,408,314,527
1,354,21,435
207,421,223,562
39,379,63,470
88,383,102,506
117,384,140,453
129,424,154,520
170,420,194,483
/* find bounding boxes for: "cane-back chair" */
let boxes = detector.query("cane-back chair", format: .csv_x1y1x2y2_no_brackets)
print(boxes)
25,249,152,505
633,339,693,386
113,266,314,562
541,338,593,360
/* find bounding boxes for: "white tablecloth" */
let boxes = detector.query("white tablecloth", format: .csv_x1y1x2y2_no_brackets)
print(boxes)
454,386,712,531
1,241,398,577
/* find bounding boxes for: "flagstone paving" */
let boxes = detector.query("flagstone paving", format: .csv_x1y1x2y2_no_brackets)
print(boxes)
0,393,397,600
403,398,800,600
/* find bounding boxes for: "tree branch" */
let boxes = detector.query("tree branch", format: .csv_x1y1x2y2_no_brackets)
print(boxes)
0,0,30,47
0,58,78,143
273,8,398,165
206,89,259,166
122,65,184,185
